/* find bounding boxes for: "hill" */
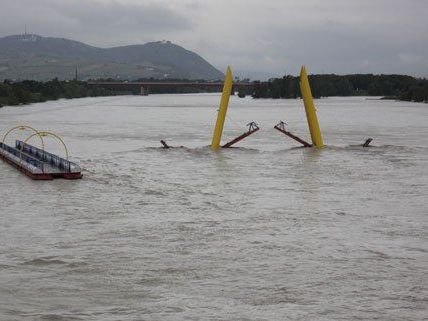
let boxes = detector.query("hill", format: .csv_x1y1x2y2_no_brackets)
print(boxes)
0,34,224,81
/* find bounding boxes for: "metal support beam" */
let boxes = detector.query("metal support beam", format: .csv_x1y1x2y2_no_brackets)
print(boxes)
211,66,233,150
300,66,324,148
274,121,312,147
160,140,170,148
140,86,149,96
222,122,260,148
362,138,373,147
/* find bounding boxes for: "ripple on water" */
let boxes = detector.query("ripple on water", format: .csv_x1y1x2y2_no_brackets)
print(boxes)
1,95,427,321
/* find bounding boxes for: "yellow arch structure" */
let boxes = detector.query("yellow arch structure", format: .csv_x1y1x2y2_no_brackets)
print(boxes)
300,66,324,148
211,66,233,150
22,131,69,160
2,125,45,149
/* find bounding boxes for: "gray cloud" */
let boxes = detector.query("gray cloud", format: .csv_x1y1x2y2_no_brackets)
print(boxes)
48,1,192,34
0,0,427,78
0,0,192,46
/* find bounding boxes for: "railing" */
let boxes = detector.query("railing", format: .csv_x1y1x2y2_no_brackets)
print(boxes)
0,142,45,171
16,141,80,173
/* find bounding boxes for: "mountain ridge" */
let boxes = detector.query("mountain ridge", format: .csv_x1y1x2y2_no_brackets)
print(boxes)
0,34,224,80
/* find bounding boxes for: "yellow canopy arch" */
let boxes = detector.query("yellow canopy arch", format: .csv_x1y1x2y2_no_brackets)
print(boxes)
21,131,69,161
2,125,45,149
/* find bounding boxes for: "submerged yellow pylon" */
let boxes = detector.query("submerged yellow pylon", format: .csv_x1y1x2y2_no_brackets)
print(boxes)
211,66,233,150
299,66,324,148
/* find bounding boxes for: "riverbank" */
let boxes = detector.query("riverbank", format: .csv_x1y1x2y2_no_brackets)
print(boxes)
0,79,117,108
1,75,427,108
249,74,428,103
0,79,222,107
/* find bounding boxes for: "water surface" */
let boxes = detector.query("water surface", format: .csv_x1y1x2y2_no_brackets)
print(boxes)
0,95,427,320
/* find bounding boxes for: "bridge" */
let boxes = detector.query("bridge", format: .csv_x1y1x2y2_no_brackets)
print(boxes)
87,81,264,95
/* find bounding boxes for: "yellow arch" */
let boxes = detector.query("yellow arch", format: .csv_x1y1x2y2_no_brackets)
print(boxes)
2,125,45,149
22,131,69,160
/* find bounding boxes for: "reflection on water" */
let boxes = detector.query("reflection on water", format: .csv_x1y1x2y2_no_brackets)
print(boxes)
0,95,427,320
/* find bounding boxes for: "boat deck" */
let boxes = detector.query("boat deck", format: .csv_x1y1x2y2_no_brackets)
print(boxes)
0,141,82,180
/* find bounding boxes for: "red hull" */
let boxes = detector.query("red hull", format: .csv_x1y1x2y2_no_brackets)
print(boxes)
0,154,82,180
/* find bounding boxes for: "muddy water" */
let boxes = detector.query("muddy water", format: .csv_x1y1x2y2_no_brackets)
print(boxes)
0,95,427,320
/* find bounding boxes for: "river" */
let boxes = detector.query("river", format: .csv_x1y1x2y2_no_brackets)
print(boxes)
0,94,427,320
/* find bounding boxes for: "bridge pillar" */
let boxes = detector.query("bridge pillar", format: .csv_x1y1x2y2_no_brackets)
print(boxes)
140,86,149,96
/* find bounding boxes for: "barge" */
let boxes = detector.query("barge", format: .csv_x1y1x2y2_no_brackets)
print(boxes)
0,140,82,180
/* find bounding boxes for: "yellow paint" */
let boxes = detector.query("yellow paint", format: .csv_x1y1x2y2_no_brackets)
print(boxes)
299,66,324,148
2,125,44,149
211,66,233,150
22,131,69,161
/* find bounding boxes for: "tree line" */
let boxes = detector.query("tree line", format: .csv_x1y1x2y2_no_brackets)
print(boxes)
0,79,115,107
250,74,428,103
1,74,427,107
0,78,226,107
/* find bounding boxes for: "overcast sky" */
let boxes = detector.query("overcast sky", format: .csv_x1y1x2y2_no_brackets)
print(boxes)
1,0,427,78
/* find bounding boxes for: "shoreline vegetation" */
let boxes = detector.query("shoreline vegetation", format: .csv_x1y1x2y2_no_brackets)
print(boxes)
0,78,222,108
0,74,427,108
0,79,115,108
249,74,428,103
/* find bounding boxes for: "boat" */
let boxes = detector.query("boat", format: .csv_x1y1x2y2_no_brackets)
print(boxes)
0,140,82,180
